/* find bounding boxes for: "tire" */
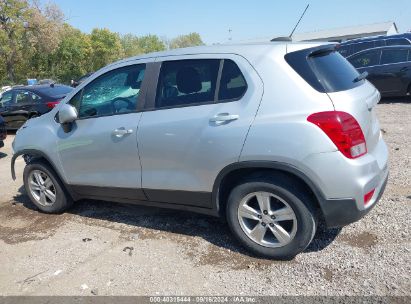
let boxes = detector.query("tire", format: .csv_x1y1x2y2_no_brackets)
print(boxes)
226,175,317,260
23,160,73,213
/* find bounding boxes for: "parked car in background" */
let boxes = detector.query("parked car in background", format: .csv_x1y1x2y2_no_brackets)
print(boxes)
11,42,388,259
0,84,73,130
339,33,411,57
0,115,6,149
71,72,94,88
347,45,411,97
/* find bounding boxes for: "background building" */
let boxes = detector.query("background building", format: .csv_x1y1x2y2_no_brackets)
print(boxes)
293,21,398,42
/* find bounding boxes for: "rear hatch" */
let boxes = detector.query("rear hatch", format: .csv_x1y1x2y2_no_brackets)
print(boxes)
285,45,381,154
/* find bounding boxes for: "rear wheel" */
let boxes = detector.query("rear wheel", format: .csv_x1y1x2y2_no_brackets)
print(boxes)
226,176,317,260
23,160,73,213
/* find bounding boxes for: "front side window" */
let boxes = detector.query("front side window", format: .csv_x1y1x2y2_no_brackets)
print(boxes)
0,91,13,106
218,60,247,101
349,50,381,68
71,64,146,118
380,49,409,65
156,59,220,108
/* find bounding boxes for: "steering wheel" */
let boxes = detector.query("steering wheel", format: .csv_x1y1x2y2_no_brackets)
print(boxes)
111,97,135,113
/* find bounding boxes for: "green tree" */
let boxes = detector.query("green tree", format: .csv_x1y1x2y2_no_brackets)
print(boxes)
170,32,204,49
51,24,92,83
121,33,143,57
136,34,166,54
90,28,123,71
0,0,31,83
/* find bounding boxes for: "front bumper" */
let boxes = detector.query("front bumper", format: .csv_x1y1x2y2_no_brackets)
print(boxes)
321,167,388,228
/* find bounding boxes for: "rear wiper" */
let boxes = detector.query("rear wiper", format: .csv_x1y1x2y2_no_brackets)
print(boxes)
353,71,368,83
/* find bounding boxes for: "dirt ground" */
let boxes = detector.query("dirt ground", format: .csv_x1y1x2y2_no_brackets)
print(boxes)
0,99,410,296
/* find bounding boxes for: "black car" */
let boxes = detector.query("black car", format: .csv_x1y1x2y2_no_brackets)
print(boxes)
0,84,73,130
347,45,411,97
0,115,6,149
339,33,411,57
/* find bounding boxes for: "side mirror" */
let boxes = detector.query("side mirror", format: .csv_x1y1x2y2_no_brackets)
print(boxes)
58,103,78,132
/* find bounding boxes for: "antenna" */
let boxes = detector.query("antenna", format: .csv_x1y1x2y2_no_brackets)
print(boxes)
289,4,310,38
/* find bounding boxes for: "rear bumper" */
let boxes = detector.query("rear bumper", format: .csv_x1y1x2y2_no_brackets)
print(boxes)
321,171,388,228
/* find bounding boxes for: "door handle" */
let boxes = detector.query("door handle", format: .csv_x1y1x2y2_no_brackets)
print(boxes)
209,113,239,124
113,127,133,138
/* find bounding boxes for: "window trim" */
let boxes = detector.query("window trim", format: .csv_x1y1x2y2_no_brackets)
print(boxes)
146,58,248,112
350,49,411,69
349,49,382,68
67,62,149,121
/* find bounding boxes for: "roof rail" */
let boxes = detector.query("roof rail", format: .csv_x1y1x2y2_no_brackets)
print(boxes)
271,36,292,42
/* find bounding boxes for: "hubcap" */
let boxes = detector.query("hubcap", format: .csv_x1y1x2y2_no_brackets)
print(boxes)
237,191,297,248
28,170,56,206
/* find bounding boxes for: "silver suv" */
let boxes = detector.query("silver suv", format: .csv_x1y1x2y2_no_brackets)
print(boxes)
11,42,389,259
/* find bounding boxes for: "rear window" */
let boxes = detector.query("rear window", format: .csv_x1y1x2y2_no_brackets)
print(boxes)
285,47,362,93
38,85,73,97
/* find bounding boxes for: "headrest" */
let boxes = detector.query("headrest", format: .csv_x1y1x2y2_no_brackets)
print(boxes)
125,71,142,89
176,67,202,94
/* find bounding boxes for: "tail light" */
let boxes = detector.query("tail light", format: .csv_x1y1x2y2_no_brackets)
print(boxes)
307,111,367,159
46,99,61,109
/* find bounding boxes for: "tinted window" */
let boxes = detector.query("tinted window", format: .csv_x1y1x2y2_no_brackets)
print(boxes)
349,50,381,68
381,49,409,64
0,91,13,106
156,59,220,108
338,45,351,57
16,91,31,104
386,38,410,46
38,85,73,98
308,51,362,92
351,41,375,54
218,60,247,100
70,64,146,118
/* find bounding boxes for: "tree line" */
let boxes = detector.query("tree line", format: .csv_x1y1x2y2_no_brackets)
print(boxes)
0,0,204,85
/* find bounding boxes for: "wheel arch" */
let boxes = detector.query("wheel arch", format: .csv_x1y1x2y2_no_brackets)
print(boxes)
12,149,62,181
212,161,327,219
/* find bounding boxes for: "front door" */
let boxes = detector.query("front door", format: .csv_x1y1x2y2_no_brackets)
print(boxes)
137,55,263,207
56,62,147,200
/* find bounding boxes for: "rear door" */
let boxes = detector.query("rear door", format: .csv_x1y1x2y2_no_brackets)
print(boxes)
376,48,410,95
137,54,263,207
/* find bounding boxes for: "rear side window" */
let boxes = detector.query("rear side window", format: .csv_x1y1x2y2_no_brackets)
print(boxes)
286,48,363,93
218,60,247,101
351,41,375,54
156,59,220,108
381,49,409,64
385,38,410,46
349,50,381,68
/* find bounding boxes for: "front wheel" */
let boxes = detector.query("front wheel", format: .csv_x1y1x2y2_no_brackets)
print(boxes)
226,176,317,260
23,160,73,213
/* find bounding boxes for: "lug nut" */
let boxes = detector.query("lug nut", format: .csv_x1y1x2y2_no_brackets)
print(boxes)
271,215,276,220
263,210,268,215
261,222,266,227
269,223,274,227
258,215,262,219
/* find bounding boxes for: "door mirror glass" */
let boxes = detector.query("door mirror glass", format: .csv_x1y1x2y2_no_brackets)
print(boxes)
58,103,78,124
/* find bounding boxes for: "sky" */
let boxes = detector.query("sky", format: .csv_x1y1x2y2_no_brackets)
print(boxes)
49,0,411,44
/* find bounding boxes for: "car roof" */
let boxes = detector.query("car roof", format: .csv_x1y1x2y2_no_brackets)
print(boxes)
341,33,411,45
107,41,328,67
10,84,70,92
347,45,411,58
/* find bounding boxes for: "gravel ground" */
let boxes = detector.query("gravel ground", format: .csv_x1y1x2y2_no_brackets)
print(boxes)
0,100,410,296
